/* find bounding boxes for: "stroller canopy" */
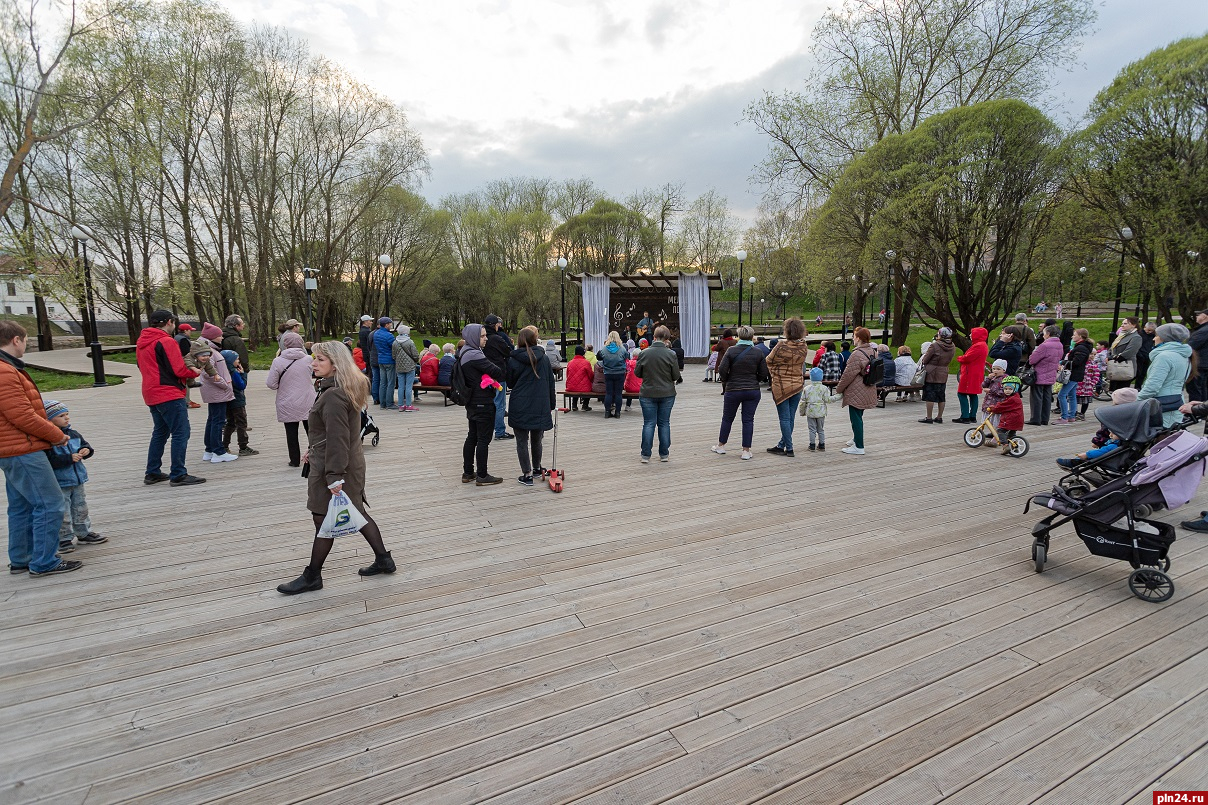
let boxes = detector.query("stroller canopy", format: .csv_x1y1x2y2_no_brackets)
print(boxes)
1095,399,1163,444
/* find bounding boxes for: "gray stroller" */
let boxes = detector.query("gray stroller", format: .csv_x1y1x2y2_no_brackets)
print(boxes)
1026,429,1208,602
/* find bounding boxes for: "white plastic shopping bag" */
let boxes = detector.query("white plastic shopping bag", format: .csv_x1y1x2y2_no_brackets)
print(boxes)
317,491,368,539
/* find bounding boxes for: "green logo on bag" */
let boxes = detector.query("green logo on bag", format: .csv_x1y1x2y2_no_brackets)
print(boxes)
334,509,351,527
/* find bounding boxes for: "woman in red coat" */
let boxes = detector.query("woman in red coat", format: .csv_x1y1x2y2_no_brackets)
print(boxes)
418,346,440,386
955,326,989,424
564,346,594,411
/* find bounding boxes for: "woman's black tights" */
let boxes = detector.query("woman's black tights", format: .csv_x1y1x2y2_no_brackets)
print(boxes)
307,510,386,570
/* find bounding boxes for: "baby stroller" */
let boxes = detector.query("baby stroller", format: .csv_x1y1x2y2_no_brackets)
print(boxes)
1025,429,1208,602
360,408,380,446
1059,402,1204,513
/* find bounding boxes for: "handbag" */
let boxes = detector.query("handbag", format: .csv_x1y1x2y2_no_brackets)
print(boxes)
1156,394,1185,413
911,360,927,386
1106,359,1135,382
1054,364,1071,385
1019,365,1037,387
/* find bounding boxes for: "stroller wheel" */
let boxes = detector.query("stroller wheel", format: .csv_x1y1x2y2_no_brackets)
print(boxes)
1134,504,1152,518
963,428,984,448
1128,568,1174,603
1032,541,1046,573
371,434,379,446
1008,436,1030,458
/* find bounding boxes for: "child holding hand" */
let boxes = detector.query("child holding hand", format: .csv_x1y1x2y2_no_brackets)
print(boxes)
43,400,106,552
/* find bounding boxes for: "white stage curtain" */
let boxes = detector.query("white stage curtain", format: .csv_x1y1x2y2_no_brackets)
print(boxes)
678,272,711,358
582,274,611,353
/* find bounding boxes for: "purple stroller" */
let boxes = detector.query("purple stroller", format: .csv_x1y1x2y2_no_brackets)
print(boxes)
1026,429,1208,602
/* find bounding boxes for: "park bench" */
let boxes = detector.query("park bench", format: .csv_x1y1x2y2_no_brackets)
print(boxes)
561,390,640,408
820,379,924,407
413,383,454,406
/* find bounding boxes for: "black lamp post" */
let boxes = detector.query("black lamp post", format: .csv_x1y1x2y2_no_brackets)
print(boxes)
780,291,789,319
70,225,107,387
836,275,851,341
735,250,747,327
759,298,765,326
748,276,755,326
1077,266,1086,317
1111,227,1133,335
303,266,318,342
883,250,896,344
558,256,568,358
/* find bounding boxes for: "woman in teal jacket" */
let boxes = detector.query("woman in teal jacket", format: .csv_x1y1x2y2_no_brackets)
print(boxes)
1137,323,1194,428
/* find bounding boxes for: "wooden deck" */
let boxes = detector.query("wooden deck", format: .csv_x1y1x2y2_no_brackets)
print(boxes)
3,350,1207,804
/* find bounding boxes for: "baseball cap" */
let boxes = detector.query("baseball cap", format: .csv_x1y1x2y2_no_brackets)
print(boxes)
149,309,176,326
378,316,392,326
177,323,195,332
1195,309,1208,317
484,314,502,327
360,315,373,322
284,318,301,328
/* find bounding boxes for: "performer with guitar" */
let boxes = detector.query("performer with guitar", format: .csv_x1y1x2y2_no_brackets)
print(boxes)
636,311,658,342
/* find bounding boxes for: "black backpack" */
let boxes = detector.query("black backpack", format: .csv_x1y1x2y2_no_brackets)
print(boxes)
448,356,472,406
861,348,884,386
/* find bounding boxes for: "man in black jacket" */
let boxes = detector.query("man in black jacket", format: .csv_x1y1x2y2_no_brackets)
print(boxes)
484,314,514,439
1134,321,1157,390
359,315,379,404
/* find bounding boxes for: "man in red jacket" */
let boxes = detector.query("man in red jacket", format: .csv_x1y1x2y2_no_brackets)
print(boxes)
138,310,205,486
565,346,594,411
0,321,79,576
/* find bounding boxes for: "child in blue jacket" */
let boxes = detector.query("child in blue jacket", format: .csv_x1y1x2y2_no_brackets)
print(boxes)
43,400,106,552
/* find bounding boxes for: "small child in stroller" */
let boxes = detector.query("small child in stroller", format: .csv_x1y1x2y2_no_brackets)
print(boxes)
1056,432,1121,469
1092,387,1138,447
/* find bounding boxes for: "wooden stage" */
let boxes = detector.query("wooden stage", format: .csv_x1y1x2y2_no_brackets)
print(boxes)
2,352,1207,803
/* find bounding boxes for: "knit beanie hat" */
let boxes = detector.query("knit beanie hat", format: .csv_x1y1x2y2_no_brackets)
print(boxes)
200,322,223,342
574,345,585,356
810,367,823,381
1111,387,1139,405
1155,323,1190,344
44,399,68,419
992,359,1008,371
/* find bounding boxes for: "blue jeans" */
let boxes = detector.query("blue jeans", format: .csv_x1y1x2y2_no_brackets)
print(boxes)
205,402,228,455
398,370,415,407
604,374,625,416
639,396,675,458
719,389,762,448
147,397,190,480
494,384,508,436
59,484,91,542
775,393,802,451
378,364,397,408
2,451,67,573
1058,380,1078,420
369,363,380,403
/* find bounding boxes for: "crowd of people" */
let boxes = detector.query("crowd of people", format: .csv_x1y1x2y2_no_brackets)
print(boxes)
4,304,1207,587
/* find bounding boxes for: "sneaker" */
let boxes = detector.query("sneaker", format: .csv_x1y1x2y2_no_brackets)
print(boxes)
238,447,260,456
407,405,419,412
9,564,28,574
475,475,503,486
77,533,108,545
202,451,214,461
640,455,650,463
496,432,515,440
170,474,207,486
1180,519,1208,533
767,446,785,454
57,542,76,553
1075,414,1086,421
841,446,865,455
710,445,726,455
211,453,238,463
29,560,83,577
1056,457,1082,469
461,472,476,483
783,450,794,457
817,443,826,451
740,450,753,460
144,472,169,485
517,475,534,487
846,439,855,446
187,401,201,409
659,455,669,462
808,444,816,452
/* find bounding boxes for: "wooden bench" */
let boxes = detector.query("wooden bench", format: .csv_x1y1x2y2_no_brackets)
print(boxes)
413,383,454,406
820,379,924,407
561,390,640,408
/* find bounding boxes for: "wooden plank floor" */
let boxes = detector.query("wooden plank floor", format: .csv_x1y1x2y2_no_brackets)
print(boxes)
3,348,1207,804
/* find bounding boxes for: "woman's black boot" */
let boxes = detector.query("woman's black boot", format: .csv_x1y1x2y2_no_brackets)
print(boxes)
277,565,323,594
359,551,396,576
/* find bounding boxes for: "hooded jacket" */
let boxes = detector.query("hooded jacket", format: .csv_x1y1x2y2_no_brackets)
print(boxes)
598,341,628,376
834,344,879,410
505,345,556,431
419,351,439,385
266,343,316,423
459,324,504,406
46,425,93,487
391,332,420,374
1137,340,1194,427
957,327,989,394
988,337,1024,375
565,354,594,393
0,349,67,457
373,325,395,366
220,325,249,373
136,326,198,407
196,336,235,404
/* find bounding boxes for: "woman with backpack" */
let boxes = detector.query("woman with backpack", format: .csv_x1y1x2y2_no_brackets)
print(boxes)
834,327,879,456
457,323,506,486
710,325,770,461
505,326,557,486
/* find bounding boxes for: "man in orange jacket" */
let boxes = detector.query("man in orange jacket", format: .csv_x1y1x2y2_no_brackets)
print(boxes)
0,321,80,577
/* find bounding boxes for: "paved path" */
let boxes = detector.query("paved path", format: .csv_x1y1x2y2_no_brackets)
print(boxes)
2,366,1206,803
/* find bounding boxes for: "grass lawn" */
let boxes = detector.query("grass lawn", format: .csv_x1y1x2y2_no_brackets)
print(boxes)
25,367,125,391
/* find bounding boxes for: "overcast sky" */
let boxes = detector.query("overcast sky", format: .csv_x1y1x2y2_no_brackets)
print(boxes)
219,0,1208,225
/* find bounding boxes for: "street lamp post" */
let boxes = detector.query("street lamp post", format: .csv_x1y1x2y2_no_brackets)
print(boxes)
748,276,756,327
883,250,896,344
69,225,107,387
1078,266,1087,317
736,250,747,327
1111,227,1133,335
760,298,765,326
1134,263,1146,317
303,266,319,342
558,256,568,358
780,291,789,319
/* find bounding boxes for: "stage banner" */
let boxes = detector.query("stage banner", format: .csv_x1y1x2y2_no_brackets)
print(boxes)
678,273,710,358
582,274,611,354
609,288,679,343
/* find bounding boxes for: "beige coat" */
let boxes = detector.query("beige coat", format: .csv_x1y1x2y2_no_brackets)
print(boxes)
766,339,810,404
921,338,955,383
834,345,879,410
